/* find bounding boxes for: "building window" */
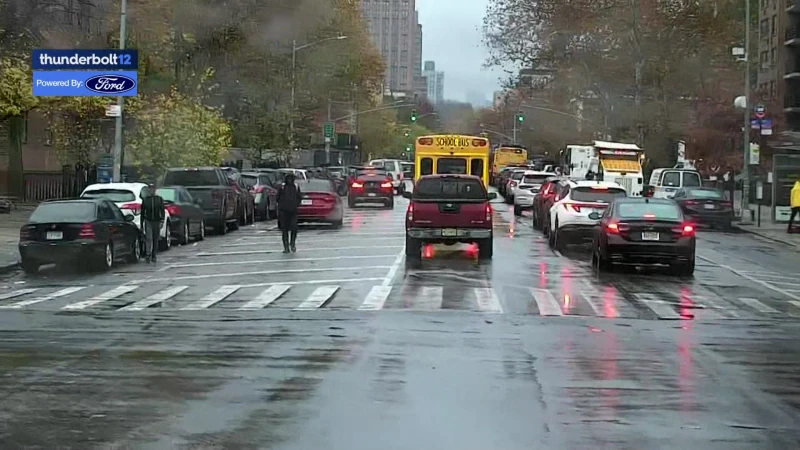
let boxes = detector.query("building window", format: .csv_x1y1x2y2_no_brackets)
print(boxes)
770,81,776,99
771,47,776,64
772,17,776,36
760,19,769,37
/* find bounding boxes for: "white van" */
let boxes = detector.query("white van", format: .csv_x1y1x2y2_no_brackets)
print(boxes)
647,168,703,198
369,159,404,194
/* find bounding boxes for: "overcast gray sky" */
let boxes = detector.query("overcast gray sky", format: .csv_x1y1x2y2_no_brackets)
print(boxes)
417,0,503,104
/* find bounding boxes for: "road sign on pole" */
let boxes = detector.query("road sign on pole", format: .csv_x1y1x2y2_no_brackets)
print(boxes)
323,122,335,143
755,104,766,119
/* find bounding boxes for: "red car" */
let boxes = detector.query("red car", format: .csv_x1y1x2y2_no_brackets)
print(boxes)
296,179,344,228
402,174,497,259
348,167,394,208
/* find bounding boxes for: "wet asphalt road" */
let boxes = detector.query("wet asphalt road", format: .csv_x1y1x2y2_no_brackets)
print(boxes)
2,193,800,448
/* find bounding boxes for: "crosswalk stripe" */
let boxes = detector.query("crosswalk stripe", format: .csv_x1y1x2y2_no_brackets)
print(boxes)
789,300,800,310
633,293,682,319
240,285,291,310
530,288,563,316
62,285,139,310
579,289,606,317
180,286,241,310
120,286,188,311
473,288,503,313
413,286,443,310
295,285,339,309
738,297,780,313
0,286,86,309
0,288,38,301
358,286,392,310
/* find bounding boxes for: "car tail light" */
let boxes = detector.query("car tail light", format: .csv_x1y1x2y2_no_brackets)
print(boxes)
352,182,364,188
418,137,433,145
79,223,96,238
672,223,695,236
606,221,629,234
165,204,180,216
381,181,393,188
721,201,732,207
253,186,265,194
121,202,141,215
685,200,699,205
643,213,656,219
562,202,596,213
509,181,517,187
19,226,31,240
485,203,492,221
407,203,414,222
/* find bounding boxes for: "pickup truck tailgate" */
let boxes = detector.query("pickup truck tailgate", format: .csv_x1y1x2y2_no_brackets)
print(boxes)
412,201,489,228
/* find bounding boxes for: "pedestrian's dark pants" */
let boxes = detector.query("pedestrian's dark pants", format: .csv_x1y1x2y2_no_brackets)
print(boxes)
788,207,800,232
145,220,160,261
279,211,298,252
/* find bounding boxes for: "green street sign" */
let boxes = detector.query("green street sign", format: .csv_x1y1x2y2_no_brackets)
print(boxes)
323,122,335,139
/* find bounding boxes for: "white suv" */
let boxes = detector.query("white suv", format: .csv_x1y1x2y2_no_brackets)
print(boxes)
513,170,555,216
547,179,627,251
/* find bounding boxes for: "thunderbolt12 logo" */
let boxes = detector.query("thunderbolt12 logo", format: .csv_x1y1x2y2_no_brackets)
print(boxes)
84,74,136,94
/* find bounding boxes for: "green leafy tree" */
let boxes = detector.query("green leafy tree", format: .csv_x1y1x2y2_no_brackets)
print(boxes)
0,55,37,197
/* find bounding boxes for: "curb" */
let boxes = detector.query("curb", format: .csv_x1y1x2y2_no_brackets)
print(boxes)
734,224,800,248
0,261,19,274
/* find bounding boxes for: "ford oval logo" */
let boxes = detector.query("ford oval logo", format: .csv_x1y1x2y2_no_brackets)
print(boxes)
85,75,136,94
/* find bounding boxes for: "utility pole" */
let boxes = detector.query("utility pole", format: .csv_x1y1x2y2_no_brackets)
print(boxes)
290,39,297,150
112,0,127,182
325,99,332,164
512,118,517,144
741,0,752,222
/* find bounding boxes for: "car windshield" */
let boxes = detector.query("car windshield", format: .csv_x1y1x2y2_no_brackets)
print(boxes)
357,169,388,176
511,171,525,180
163,170,219,186
617,202,681,220
81,189,135,202
688,189,723,199
299,180,335,192
156,188,178,202
414,177,486,201
29,202,96,223
240,175,258,188
522,175,549,185
572,186,627,202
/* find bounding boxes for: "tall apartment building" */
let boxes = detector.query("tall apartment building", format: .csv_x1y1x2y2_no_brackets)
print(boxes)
785,0,800,131
423,61,445,105
412,13,427,99
360,0,419,94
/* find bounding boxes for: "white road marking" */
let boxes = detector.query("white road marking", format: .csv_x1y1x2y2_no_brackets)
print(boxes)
127,265,392,283
358,286,392,310
697,255,800,302
632,293,682,319
180,285,241,310
382,249,405,287
411,286,443,310
239,277,384,289
0,286,86,309
738,297,780,314
0,288,38,301
229,235,403,245
295,285,339,309
530,288,563,316
688,294,738,319
62,285,139,310
789,300,800,310
165,254,393,269
119,286,188,311
579,289,605,316
197,246,403,256
239,285,291,310
473,287,503,313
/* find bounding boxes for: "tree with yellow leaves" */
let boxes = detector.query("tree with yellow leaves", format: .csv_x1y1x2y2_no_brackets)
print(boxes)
0,55,37,197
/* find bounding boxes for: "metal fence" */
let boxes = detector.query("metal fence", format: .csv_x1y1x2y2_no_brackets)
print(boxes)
22,165,97,202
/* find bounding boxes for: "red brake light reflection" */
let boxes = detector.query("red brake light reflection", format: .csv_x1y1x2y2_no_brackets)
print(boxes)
643,213,656,219
607,222,620,233
380,182,392,188
351,182,363,188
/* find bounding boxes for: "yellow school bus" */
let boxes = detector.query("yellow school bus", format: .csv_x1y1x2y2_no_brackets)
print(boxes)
491,145,528,178
414,134,491,186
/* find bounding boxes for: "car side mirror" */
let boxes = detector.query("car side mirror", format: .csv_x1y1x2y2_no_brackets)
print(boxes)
487,192,497,200
402,191,413,199
588,212,601,220
124,214,135,222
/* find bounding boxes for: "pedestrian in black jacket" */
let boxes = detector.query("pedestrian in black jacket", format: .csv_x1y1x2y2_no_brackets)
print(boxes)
141,183,166,263
277,173,302,253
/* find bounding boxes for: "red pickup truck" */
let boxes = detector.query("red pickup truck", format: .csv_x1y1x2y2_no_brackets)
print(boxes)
402,174,496,259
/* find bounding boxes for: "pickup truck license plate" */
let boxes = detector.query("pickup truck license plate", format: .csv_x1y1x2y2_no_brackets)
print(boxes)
641,232,659,241
704,204,715,210
441,228,458,237
46,231,63,240
301,199,313,205
368,193,376,197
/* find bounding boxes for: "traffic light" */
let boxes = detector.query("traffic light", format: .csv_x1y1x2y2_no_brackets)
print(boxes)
403,128,410,137
405,144,412,152
410,109,418,122
515,112,525,123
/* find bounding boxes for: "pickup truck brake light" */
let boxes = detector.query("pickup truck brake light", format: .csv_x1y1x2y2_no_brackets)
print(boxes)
485,203,492,221
407,202,414,222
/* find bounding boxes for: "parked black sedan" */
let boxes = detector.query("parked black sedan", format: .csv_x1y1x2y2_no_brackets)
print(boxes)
671,187,733,229
591,198,696,276
18,199,142,274
156,186,207,244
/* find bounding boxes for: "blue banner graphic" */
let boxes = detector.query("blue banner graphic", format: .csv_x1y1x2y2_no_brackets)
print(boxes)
33,71,138,97
32,49,138,70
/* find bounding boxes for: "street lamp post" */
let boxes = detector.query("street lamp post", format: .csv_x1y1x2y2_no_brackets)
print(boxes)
741,0,752,223
289,35,348,149
112,0,128,182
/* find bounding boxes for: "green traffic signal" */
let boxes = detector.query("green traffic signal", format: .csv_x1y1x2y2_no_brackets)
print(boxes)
411,109,418,122
403,128,410,137
516,113,524,123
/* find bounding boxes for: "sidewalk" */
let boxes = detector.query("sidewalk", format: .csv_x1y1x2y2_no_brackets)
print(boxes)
734,203,800,248
0,206,33,273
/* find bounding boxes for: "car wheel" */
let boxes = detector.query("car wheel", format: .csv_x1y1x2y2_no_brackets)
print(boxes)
547,225,555,248
180,222,190,245
386,199,394,209
593,245,612,272
249,205,256,224
673,256,695,277
532,210,539,230
218,219,228,235
405,236,421,259
197,220,205,241
553,226,566,252
127,237,141,263
348,198,356,208
477,237,493,259
229,218,239,231
160,221,171,250
21,259,39,275
514,206,522,217
99,242,113,271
